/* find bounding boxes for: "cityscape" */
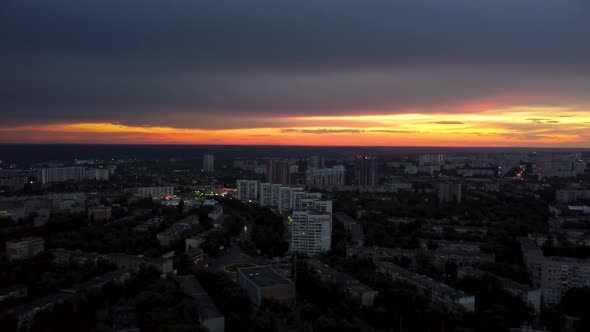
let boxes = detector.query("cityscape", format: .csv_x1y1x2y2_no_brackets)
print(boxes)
2,1,590,332
1,147,589,332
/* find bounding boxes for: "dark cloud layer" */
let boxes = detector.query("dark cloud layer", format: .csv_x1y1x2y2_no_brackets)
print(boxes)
1,1,590,128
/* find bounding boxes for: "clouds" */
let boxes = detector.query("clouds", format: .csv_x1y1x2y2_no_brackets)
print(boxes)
1,0,590,145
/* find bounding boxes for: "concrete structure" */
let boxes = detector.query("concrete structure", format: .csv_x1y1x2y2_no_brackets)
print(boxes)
291,210,332,256
112,305,140,332
457,168,495,177
88,205,112,222
62,270,131,293
236,266,295,307
208,205,224,222
378,261,474,312
541,256,590,305
0,176,28,188
0,284,28,303
127,186,174,199
37,166,86,184
157,215,199,247
519,235,590,306
307,156,325,170
267,159,292,185
419,154,446,166
8,292,69,330
347,245,494,267
7,271,129,330
556,189,590,203
85,168,109,181
203,154,214,172
179,276,225,332
353,156,377,186
133,216,165,232
105,253,173,274
306,165,345,186
0,202,25,221
236,179,259,201
308,260,378,306
6,237,44,261
335,212,364,245
437,182,462,204
258,182,273,207
50,248,101,266
535,153,585,179
278,186,292,214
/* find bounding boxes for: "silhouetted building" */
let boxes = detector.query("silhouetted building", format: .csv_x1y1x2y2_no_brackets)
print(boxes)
353,156,377,186
267,159,291,185
203,154,214,172
6,237,44,261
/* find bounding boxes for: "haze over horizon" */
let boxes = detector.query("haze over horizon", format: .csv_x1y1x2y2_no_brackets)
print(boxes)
2,1,590,147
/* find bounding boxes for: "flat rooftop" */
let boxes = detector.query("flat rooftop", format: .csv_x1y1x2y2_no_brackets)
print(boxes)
238,266,293,288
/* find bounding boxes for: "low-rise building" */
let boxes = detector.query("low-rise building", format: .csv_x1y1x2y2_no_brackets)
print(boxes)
308,260,378,306
133,216,165,232
126,186,174,199
105,253,173,274
49,248,101,266
157,216,199,247
178,276,225,332
7,292,69,330
335,212,365,245
236,266,295,307
5,237,44,261
378,261,474,312
0,284,28,303
88,205,112,222
63,270,131,293
112,305,140,332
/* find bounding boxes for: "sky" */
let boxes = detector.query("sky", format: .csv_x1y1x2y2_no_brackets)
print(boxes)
1,1,590,147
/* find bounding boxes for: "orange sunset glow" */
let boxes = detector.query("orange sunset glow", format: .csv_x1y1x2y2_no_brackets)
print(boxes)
1,105,589,146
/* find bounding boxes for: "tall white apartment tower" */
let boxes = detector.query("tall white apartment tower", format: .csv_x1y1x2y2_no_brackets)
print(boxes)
291,210,332,256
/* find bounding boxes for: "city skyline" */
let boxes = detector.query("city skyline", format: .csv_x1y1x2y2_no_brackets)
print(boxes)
2,1,590,147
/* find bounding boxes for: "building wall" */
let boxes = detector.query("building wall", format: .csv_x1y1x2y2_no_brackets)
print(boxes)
203,317,225,332
260,284,295,305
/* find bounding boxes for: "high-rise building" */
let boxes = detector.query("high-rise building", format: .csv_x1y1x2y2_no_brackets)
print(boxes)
258,182,273,207
419,154,446,166
353,156,377,186
203,154,214,172
308,156,325,170
306,165,345,186
291,209,332,256
236,180,259,201
267,159,291,185
290,194,332,256
277,186,292,214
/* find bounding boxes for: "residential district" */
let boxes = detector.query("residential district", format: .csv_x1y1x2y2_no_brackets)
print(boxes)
1,150,590,332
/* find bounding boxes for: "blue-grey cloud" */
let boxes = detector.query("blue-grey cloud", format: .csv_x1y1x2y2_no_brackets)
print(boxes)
1,1,590,128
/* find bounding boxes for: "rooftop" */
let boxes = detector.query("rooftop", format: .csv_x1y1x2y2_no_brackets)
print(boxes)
308,260,375,294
